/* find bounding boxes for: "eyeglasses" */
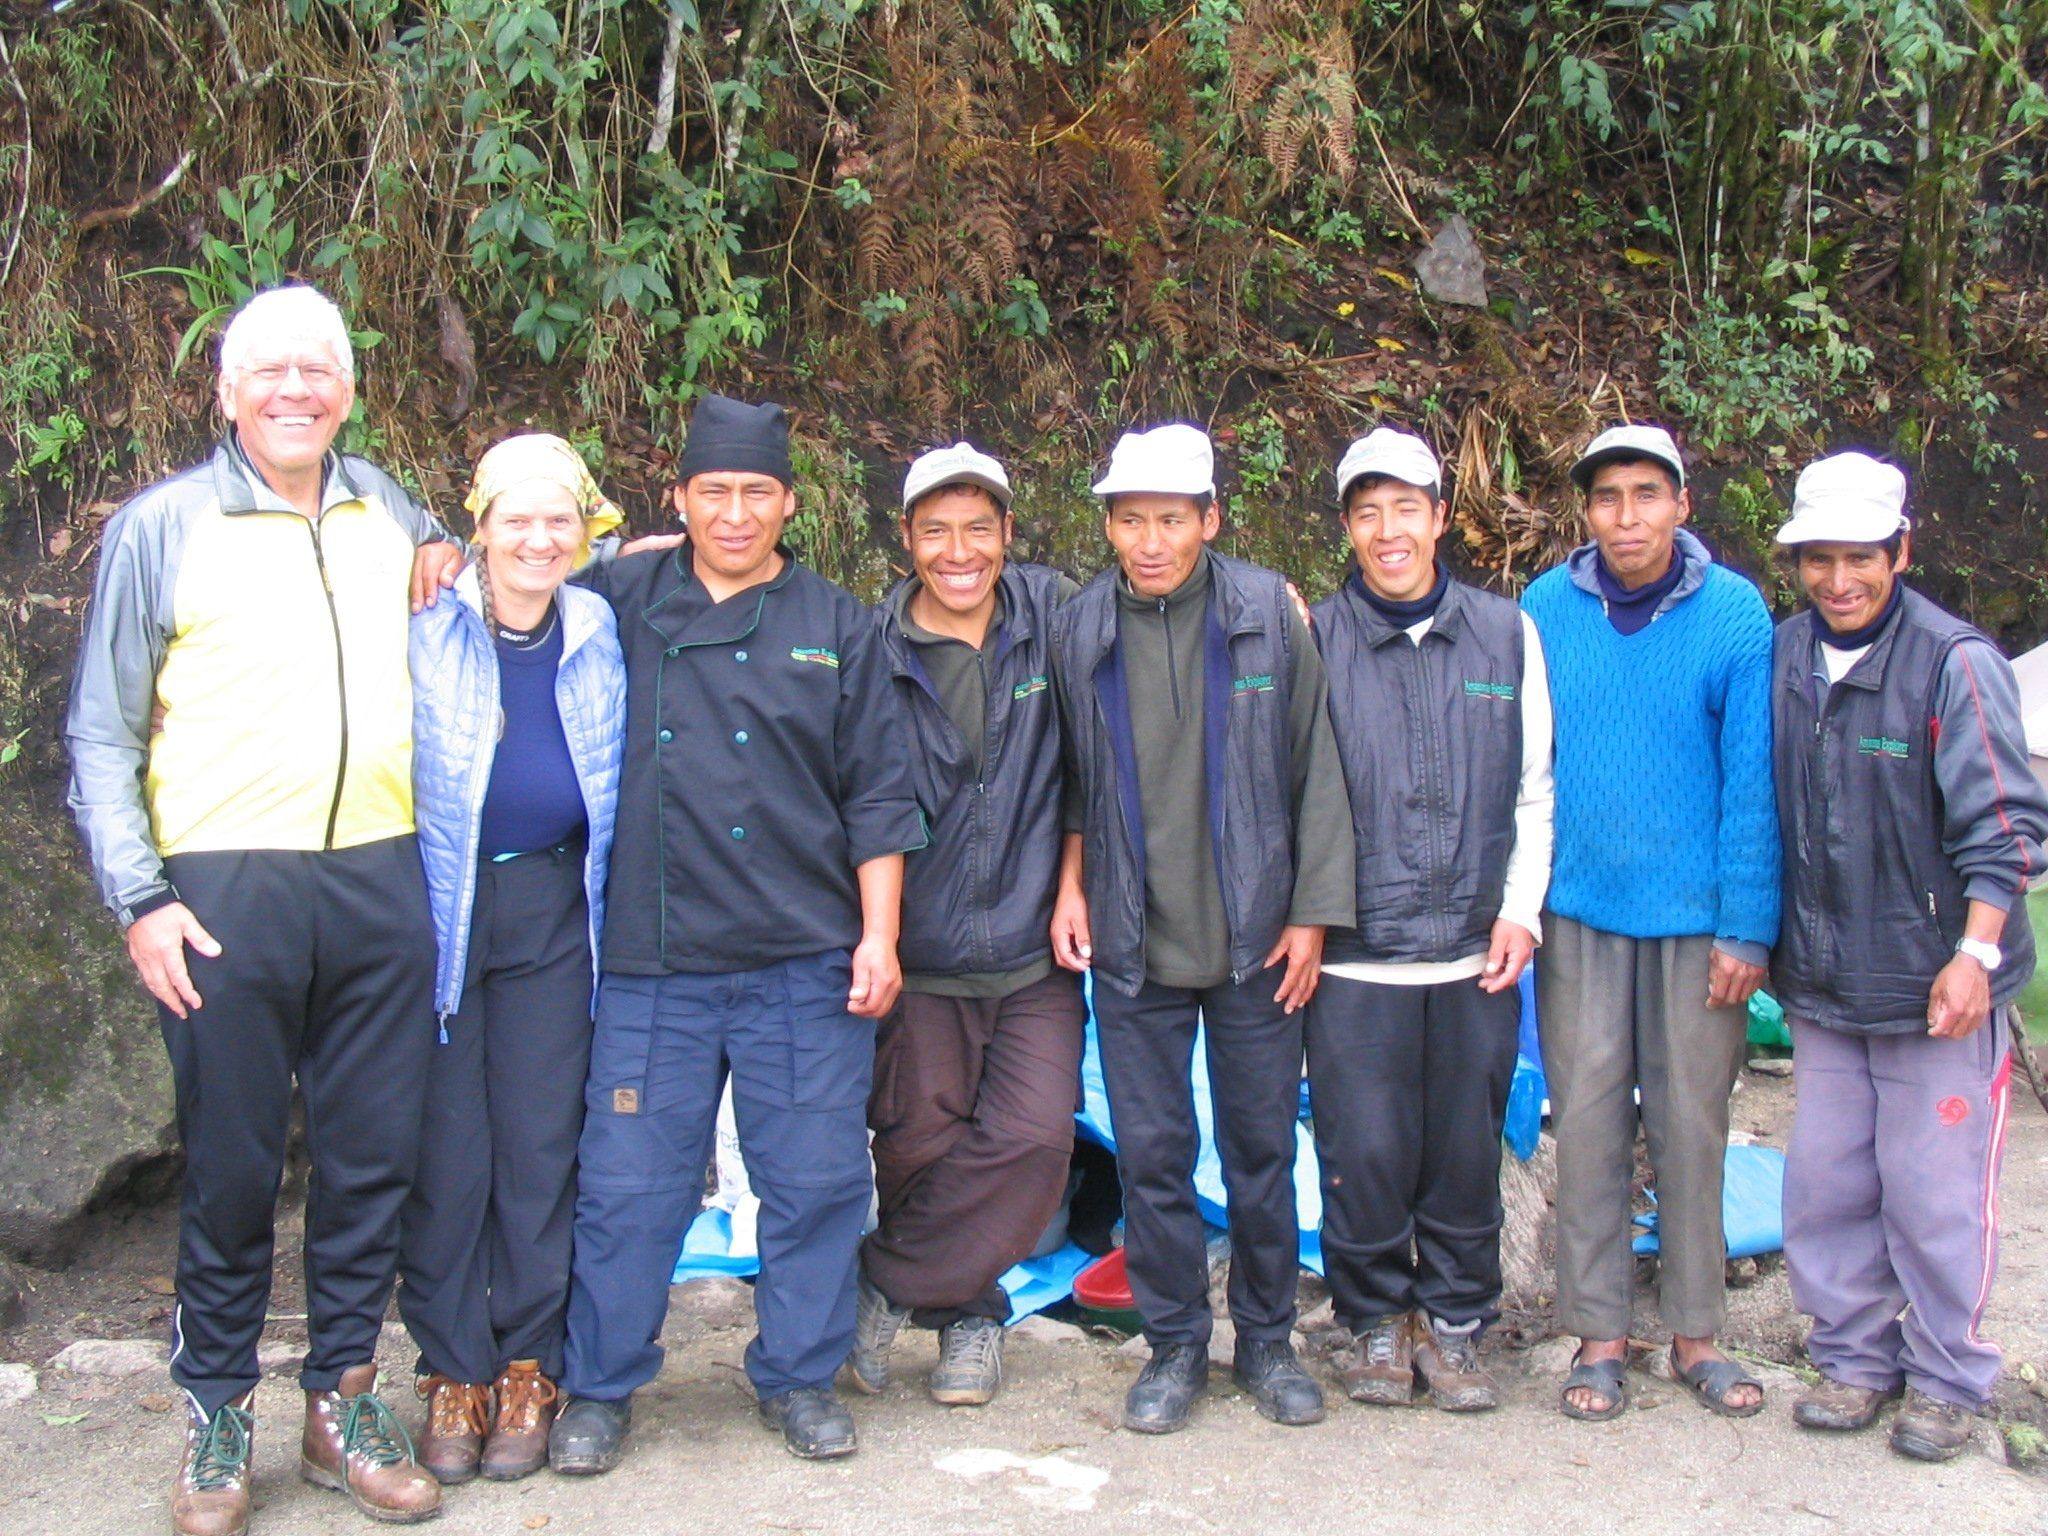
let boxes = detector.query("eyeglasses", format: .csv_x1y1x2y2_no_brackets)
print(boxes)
241,361,348,388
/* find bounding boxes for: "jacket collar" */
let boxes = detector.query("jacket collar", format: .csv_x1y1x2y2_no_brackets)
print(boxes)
640,539,799,649
211,432,361,517
880,561,1030,677
452,561,609,659
1338,565,1469,648
1564,526,1712,617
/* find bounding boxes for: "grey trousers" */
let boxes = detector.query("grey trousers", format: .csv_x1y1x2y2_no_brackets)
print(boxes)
1537,915,1747,1340
1784,1010,2013,1411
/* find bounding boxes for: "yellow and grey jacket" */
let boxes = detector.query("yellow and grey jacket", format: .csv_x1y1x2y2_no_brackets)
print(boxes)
65,437,453,924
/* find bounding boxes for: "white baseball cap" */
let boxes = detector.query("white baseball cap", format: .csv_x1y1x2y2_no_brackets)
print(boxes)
903,441,1012,512
1570,423,1687,492
1091,423,1216,500
1775,452,1909,546
1335,428,1441,504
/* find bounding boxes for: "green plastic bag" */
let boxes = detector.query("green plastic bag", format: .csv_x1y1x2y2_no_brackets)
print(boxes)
1746,989,1791,1051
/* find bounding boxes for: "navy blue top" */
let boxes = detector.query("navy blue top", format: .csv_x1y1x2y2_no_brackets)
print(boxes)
1593,548,1686,636
1353,562,1449,627
478,608,588,858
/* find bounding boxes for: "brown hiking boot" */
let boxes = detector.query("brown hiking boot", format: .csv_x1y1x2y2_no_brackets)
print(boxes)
173,1390,255,1536
1411,1316,1501,1412
1792,1375,1900,1433
414,1375,491,1485
1335,1316,1414,1406
301,1364,442,1523
1889,1387,1976,1462
481,1360,559,1481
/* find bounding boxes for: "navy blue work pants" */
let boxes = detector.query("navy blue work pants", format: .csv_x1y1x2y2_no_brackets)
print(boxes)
561,951,874,1401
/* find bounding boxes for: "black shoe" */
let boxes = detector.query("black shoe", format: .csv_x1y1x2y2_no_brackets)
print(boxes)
1232,1337,1326,1426
1123,1343,1209,1434
758,1387,857,1460
547,1396,631,1476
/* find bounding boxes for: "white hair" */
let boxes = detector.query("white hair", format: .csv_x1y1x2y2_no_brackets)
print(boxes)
218,284,355,381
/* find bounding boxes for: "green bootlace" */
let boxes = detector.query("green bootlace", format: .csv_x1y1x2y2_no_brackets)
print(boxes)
189,1403,254,1491
339,1390,419,1470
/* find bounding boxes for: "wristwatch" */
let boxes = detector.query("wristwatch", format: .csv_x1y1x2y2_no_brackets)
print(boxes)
1957,937,2002,971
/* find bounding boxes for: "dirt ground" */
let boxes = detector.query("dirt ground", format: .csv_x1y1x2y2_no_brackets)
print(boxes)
3,1073,2045,1536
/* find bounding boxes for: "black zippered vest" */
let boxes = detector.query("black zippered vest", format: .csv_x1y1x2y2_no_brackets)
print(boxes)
1313,573,1524,963
879,562,1069,979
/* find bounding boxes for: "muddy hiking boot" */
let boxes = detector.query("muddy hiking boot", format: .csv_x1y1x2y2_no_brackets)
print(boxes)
841,1272,910,1395
548,1396,631,1476
173,1390,255,1536
1337,1316,1415,1406
414,1375,490,1486
1889,1388,1975,1462
929,1316,1005,1406
1411,1316,1501,1413
482,1360,558,1481
301,1364,442,1523
1792,1376,1901,1433
1232,1337,1325,1426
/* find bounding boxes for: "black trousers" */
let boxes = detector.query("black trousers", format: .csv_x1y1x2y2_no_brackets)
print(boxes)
1306,972,1520,1332
398,842,592,1383
1092,969,1302,1347
158,837,437,1416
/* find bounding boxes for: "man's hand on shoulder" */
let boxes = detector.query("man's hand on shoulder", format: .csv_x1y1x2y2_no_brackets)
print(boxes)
126,902,221,1019
410,541,465,612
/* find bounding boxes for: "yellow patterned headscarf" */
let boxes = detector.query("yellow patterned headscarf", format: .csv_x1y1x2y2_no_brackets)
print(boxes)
463,433,626,561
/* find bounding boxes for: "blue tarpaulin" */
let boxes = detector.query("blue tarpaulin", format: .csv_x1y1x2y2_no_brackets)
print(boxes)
1632,1143,1787,1259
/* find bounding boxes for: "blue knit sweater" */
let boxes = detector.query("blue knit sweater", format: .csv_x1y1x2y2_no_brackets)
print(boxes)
1521,531,1781,947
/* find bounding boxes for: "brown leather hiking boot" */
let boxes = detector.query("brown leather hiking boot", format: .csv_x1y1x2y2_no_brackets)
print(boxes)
173,1390,255,1536
481,1360,559,1481
301,1364,442,1523
415,1375,491,1485
1411,1316,1501,1412
1335,1316,1414,1406
1889,1387,1976,1462
1792,1375,1900,1433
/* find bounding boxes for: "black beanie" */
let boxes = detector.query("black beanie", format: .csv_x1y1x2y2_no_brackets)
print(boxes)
675,394,794,487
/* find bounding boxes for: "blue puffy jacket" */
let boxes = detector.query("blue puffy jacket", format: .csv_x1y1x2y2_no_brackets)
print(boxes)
411,565,625,1020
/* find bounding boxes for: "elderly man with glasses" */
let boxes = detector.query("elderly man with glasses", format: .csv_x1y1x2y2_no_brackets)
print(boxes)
66,285,464,1534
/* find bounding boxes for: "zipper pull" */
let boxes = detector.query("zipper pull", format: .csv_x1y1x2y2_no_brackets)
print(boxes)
436,1014,450,1045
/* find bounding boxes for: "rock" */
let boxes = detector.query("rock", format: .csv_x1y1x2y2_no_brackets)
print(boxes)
1522,1335,1580,1378
1415,216,1488,308
0,806,178,1266
1726,1256,1760,1287
0,1363,37,1405
0,1256,23,1330
1499,1133,1557,1309
1008,1315,1087,1346
669,1276,754,1331
51,1338,165,1377
1746,1056,1794,1078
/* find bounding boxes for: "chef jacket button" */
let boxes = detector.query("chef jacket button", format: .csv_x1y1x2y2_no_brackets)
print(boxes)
735,650,749,662
734,730,749,744
731,826,746,840
657,728,674,744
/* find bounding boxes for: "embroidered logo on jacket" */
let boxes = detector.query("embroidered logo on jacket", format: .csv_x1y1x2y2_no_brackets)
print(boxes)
1463,680,1516,700
789,647,840,668
1232,674,1276,696
1013,675,1049,701
1857,735,1910,759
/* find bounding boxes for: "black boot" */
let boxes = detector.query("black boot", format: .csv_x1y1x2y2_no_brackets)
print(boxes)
1123,1343,1209,1434
1232,1337,1326,1426
758,1387,858,1460
547,1396,632,1476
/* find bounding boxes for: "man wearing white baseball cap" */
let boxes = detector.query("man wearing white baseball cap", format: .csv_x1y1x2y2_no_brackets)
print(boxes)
1522,422,1780,1421
1049,423,1355,1434
1306,427,1553,1413
847,444,1084,1409
1770,451,2045,1460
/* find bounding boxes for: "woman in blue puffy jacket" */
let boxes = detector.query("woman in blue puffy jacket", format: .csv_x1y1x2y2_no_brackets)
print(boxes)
398,435,626,1486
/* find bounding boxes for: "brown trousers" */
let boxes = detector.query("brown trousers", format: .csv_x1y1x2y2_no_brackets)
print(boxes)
861,971,1086,1325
